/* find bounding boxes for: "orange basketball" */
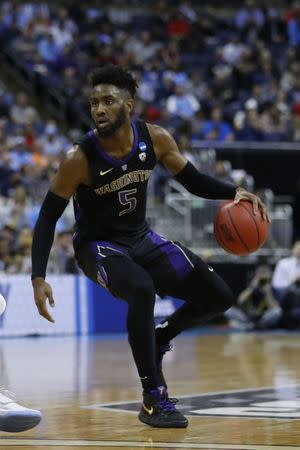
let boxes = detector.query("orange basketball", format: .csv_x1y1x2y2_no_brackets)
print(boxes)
214,200,269,256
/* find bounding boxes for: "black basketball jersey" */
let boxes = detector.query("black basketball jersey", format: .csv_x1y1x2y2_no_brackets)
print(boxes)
73,120,157,243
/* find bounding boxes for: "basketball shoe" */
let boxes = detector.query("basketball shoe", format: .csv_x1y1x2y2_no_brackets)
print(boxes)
0,390,42,432
138,386,188,428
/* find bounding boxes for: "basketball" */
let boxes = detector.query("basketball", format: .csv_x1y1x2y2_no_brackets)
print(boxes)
214,200,269,256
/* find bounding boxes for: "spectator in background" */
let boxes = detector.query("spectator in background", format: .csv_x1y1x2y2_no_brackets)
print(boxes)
8,136,33,172
48,231,78,274
37,32,61,65
232,46,256,95
178,133,200,169
222,34,245,65
50,17,74,50
293,178,300,241
213,160,235,184
287,103,300,141
167,10,191,40
14,225,33,273
288,2,300,47
280,276,300,329
166,84,200,121
234,98,263,141
260,101,289,141
10,92,37,127
0,237,13,273
286,65,300,104
1,185,32,231
0,153,19,197
226,265,282,330
202,105,234,142
32,141,49,168
272,241,300,300
0,88,10,119
17,1,50,31
260,7,288,46
236,0,265,36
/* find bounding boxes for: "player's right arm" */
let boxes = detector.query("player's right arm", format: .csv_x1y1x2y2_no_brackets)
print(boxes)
31,146,88,323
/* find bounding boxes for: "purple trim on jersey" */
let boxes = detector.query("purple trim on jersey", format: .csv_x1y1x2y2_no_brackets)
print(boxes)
89,121,138,167
147,231,194,279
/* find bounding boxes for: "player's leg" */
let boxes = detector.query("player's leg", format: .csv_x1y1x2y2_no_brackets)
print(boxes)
135,232,234,384
74,238,188,428
155,256,235,345
74,238,159,390
0,390,41,432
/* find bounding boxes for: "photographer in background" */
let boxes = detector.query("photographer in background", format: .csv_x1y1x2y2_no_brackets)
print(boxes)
280,277,300,329
272,241,300,301
226,265,282,330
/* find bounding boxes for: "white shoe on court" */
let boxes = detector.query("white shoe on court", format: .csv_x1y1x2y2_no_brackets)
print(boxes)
0,390,42,432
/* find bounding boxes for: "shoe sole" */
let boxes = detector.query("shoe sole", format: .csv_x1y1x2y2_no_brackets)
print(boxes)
0,411,42,432
138,412,188,428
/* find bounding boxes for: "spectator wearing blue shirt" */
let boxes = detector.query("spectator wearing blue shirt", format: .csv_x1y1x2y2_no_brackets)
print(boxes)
37,33,61,65
236,0,265,31
202,105,233,142
288,4,300,46
9,138,33,171
166,84,200,121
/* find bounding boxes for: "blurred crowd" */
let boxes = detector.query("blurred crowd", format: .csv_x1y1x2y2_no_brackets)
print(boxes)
0,83,77,274
0,0,300,278
1,0,300,141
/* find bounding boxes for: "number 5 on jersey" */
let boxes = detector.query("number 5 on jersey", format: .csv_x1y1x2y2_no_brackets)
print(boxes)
118,188,137,216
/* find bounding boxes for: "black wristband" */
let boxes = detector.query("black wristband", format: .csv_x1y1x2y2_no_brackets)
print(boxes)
175,161,237,200
31,191,69,280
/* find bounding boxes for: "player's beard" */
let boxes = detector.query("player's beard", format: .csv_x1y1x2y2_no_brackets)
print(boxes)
96,105,127,138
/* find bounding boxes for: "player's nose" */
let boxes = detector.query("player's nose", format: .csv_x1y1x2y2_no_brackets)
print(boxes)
96,104,107,115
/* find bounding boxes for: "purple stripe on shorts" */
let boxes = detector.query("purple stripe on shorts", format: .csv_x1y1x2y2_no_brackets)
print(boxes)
147,231,194,279
91,241,128,262
97,265,108,286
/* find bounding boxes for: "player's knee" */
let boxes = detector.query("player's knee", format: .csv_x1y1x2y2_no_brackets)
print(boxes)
124,276,155,304
134,277,155,302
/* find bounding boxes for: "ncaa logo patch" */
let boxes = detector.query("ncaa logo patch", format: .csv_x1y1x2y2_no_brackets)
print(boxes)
82,385,300,419
139,152,146,162
139,141,147,152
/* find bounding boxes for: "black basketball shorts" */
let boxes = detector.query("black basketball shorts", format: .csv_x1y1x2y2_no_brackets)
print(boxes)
73,229,201,298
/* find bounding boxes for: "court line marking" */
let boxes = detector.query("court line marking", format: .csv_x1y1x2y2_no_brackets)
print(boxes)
0,440,298,449
82,383,300,408
81,384,300,416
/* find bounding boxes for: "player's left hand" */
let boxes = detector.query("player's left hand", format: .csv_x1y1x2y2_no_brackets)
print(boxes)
233,187,270,222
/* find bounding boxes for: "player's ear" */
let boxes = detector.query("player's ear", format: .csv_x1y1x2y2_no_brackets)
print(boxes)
126,98,134,113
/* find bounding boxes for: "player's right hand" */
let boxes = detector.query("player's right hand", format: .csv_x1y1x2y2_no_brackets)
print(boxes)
32,277,55,323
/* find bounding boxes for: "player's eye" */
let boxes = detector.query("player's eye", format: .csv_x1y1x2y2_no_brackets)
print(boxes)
105,99,113,105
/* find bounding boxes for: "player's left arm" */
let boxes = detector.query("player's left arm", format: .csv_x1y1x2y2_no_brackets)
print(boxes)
148,124,269,221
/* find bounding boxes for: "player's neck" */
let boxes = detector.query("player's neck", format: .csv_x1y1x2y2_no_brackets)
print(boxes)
96,120,133,154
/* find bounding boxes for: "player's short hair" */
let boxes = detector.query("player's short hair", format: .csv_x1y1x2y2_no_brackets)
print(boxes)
91,64,138,98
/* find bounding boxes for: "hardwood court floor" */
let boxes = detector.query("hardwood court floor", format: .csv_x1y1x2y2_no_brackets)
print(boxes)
1,331,300,449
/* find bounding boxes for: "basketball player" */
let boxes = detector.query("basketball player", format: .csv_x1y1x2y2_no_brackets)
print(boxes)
31,65,268,428
0,390,41,432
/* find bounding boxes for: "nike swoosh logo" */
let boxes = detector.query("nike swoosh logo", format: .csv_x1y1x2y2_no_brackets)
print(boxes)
100,168,113,176
208,266,214,272
143,403,154,415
